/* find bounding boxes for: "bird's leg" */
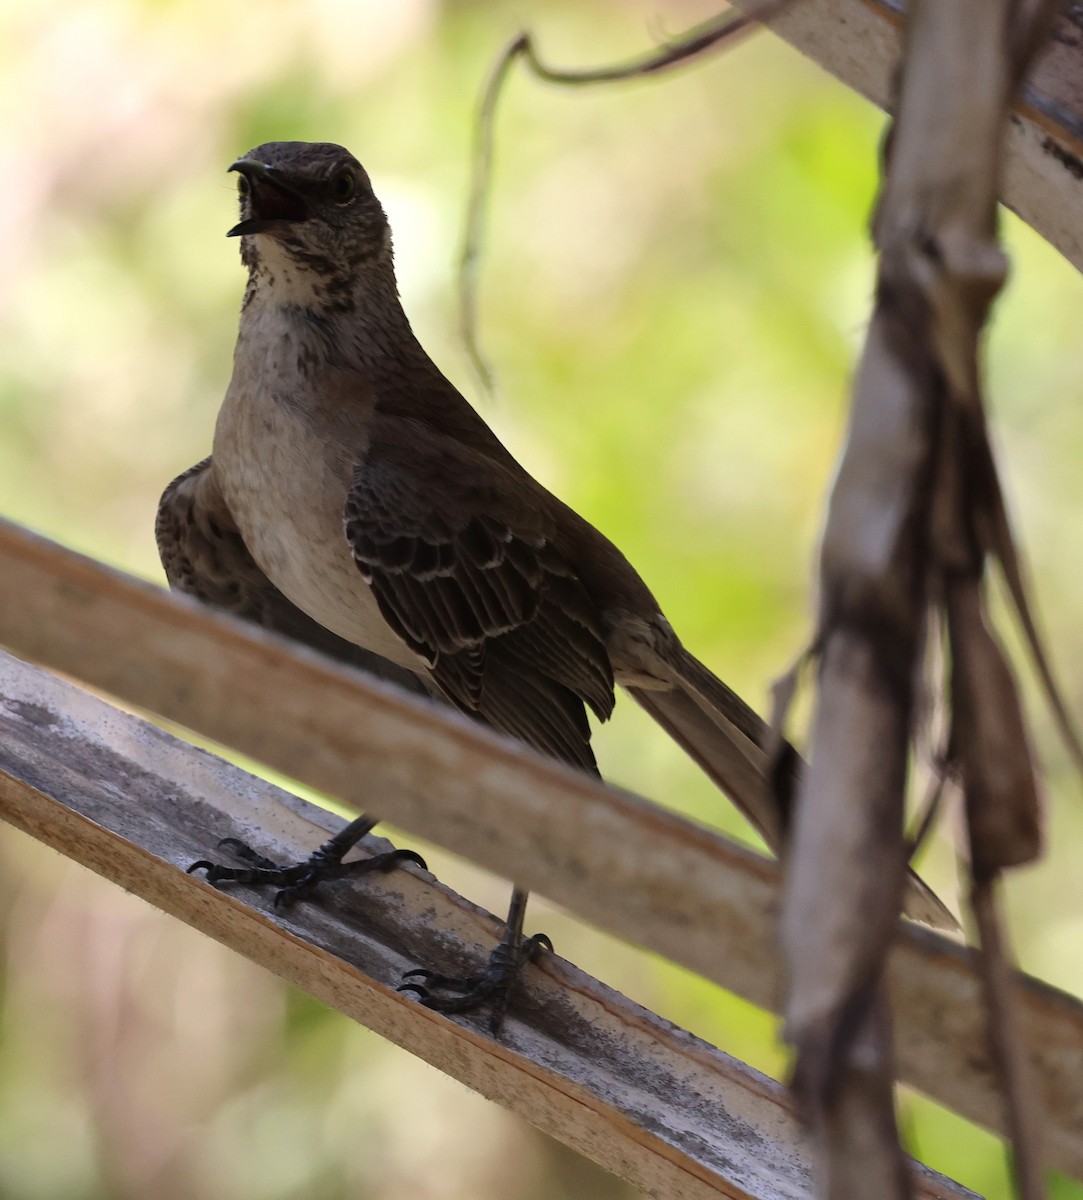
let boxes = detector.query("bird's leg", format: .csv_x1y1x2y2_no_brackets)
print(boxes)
398,886,551,1033
188,814,426,909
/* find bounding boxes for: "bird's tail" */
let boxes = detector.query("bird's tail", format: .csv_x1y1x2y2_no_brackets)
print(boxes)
630,643,957,932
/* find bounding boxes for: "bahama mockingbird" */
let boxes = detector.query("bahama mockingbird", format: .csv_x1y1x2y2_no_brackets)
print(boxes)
158,141,951,1031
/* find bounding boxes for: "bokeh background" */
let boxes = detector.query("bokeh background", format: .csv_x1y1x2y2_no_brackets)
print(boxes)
2,1,1083,1197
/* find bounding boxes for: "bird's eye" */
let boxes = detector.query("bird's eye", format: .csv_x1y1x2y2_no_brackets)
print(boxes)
332,170,356,201
236,174,250,197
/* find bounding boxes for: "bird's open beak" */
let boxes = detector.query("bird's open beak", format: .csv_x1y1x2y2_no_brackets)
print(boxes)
226,160,309,238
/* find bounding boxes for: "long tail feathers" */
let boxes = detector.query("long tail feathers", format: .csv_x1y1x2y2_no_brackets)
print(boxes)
631,645,958,933
629,685,783,851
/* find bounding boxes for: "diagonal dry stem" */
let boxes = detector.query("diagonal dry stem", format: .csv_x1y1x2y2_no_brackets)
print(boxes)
457,1,792,392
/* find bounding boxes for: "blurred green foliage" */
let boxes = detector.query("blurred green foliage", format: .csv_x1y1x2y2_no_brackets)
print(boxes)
2,2,1082,1197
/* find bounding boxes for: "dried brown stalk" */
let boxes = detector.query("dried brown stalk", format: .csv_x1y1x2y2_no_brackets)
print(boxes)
970,875,1046,1200
779,2,1065,1196
458,1,791,391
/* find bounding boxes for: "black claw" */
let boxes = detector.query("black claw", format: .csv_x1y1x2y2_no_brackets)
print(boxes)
357,849,427,877
400,968,486,991
188,861,255,885
397,931,553,1031
185,821,421,910
388,849,428,872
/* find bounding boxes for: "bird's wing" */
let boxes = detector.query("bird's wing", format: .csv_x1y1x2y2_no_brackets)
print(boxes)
156,457,427,694
344,426,615,772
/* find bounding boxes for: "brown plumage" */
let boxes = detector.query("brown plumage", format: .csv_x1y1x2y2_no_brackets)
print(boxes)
158,142,953,1028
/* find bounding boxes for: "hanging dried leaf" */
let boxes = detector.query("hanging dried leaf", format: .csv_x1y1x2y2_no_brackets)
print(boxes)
948,577,1043,878
970,876,1047,1199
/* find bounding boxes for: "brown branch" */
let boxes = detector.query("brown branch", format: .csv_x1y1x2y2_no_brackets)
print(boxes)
2,519,1083,1179
0,651,823,1200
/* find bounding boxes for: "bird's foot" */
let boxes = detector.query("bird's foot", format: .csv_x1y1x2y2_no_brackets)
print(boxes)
188,829,426,910
398,931,552,1033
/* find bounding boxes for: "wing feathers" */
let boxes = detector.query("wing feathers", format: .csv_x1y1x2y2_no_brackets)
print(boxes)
345,438,614,771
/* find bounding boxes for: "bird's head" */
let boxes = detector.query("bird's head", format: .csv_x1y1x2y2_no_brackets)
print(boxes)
228,141,394,307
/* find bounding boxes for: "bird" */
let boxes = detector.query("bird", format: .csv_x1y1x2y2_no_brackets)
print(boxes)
158,141,952,1030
